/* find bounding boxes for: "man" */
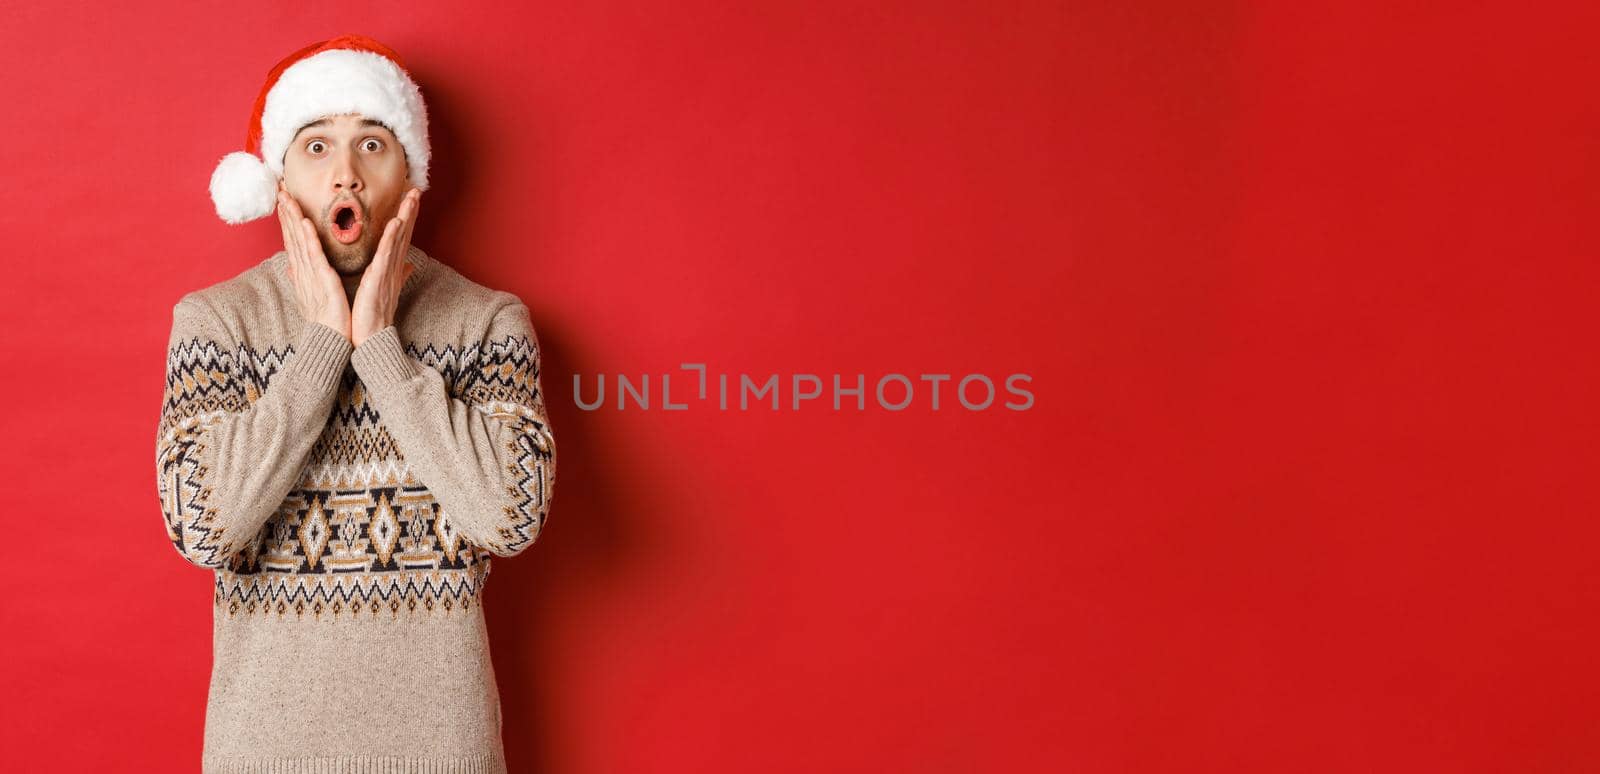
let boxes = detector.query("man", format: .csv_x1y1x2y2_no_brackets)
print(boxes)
156,35,555,773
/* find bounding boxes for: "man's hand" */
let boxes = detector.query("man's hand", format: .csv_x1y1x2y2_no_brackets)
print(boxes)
276,182,352,340
352,188,421,347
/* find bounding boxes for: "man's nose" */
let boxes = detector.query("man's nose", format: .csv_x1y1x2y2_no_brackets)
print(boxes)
332,149,363,193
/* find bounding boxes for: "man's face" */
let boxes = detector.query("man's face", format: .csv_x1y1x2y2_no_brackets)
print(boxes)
281,112,410,275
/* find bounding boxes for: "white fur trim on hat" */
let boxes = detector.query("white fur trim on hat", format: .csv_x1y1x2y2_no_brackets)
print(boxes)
209,47,430,225
262,49,430,188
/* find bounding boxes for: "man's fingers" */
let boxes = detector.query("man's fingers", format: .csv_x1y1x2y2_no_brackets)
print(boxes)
285,195,315,261
275,194,295,256
388,190,420,290
354,218,401,311
280,194,306,268
399,190,419,262
393,216,412,292
402,189,420,244
392,216,409,269
375,217,401,271
278,196,311,294
300,218,329,267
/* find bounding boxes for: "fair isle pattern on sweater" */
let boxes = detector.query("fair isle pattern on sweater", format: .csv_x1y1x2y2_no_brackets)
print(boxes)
153,246,554,773
157,326,551,619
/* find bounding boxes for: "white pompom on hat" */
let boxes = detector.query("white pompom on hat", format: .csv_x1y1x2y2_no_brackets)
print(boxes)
209,34,430,225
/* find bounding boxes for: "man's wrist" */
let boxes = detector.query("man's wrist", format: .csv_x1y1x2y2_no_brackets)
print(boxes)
350,324,421,388
285,319,355,395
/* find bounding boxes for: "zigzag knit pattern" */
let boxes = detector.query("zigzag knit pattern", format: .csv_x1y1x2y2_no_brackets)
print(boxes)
155,273,553,620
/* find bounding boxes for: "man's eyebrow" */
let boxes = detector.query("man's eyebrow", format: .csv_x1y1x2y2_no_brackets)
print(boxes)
292,117,392,139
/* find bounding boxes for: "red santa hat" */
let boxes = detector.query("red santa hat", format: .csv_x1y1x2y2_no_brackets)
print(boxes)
209,34,431,225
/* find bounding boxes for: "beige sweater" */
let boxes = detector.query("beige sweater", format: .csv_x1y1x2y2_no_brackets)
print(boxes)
155,245,556,773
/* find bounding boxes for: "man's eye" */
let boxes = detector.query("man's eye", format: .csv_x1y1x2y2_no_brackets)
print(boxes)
307,141,326,154
362,139,383,152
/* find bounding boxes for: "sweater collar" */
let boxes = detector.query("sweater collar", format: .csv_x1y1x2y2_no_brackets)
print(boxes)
270,245,434,313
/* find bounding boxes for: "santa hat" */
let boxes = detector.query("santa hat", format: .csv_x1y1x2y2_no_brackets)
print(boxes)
209,34,430,225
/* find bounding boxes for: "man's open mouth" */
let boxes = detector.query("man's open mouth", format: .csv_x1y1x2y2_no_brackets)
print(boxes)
330,201,363,244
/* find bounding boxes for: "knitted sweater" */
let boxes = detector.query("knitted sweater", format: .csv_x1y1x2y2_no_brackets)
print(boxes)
155,245,556,773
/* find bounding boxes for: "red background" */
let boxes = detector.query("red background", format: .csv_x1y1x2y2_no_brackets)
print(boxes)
2,2,1597,771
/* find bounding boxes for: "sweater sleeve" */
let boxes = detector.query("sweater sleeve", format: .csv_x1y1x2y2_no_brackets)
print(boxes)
348,299,557,558
155,296,353,569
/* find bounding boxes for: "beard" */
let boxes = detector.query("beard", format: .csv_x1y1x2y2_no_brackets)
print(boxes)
314,219,378,276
